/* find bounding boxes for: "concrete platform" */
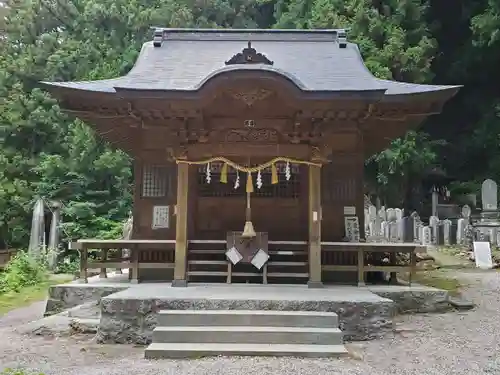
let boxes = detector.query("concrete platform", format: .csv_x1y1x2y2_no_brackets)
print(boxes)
44,272,452,346
94,282,447,344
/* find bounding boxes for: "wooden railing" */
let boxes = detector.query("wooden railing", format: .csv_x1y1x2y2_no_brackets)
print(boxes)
321,242,425,286
70,239,425,286
70,240,176,283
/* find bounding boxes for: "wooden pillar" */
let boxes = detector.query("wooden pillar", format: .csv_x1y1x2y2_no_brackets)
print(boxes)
172,162,189,287
308,164,323,288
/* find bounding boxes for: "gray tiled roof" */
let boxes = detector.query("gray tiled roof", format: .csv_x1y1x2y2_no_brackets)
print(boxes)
42,29,460,97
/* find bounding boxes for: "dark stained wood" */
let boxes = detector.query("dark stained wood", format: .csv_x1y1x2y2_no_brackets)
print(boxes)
50,64,448,284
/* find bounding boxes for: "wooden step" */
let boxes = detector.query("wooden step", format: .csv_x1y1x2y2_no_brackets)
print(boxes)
187,271,228,277
267,261,307,266
268,250,307,256
188,260,227,265
188,249,225,254
267,272,309,278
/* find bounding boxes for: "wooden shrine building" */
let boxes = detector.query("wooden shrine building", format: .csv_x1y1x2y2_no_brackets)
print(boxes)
43,28,460,287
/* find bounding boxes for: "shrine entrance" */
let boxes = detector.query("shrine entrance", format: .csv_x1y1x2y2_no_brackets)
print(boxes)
194,161,308,241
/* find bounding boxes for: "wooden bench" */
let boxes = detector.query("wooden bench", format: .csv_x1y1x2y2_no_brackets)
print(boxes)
69,240,176,284
321,242,425,286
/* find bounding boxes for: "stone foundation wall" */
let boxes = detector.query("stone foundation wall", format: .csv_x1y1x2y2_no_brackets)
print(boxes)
44,285,128,316
97,297,395,344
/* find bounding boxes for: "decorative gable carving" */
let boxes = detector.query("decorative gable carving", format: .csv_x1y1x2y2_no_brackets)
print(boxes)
225,42,274,66
228,88,273,106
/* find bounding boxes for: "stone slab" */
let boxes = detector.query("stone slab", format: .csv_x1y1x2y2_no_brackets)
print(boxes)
157,309,340,328
368,284,451,313
45,284,128,316
144,342,349,359
152,326,344,345
97,284,395,344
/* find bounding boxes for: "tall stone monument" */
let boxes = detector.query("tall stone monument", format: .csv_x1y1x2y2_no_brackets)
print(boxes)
474,179,500,243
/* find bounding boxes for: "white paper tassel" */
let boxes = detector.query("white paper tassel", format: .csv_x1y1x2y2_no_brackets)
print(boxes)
256,170,262,189
206,162,211,183
234,171,240,189
285,161,291,181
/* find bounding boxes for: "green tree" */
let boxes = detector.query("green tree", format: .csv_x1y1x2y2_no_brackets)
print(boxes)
275,0,440,204
0,0,272,248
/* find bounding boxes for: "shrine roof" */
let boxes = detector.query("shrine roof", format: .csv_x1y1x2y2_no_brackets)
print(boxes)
41,28,460,98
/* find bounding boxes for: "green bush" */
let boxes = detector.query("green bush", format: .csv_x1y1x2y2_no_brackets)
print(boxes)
54,255,79,275
0,252,48,293
1,369,44,375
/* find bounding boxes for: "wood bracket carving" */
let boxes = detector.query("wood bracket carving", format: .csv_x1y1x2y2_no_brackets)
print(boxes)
229,88,272,107
223,128,279,143
290,121,301,144
167,145,188,160
225,41,274,65
311,145,331,163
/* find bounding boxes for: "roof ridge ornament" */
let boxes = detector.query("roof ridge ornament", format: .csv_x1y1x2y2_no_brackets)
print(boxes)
338,29,348,49
225,41,274,66
153,28,164,47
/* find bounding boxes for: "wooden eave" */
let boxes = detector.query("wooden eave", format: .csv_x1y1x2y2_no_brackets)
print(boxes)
362,87,461,157
40,75,461,161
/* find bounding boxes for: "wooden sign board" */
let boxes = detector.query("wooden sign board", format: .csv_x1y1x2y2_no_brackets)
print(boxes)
226,231,268,263
152,205,170,229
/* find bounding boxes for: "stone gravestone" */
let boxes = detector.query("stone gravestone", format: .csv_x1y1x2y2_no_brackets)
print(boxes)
378,207,387,222
411,212,421,243
422,226,432,246
429,216,439,245
482,179,498,211
386,208,396,222
403,216,414,243
442,219,452,246
381,221,389,241
489,228,498,246
461,204,471,220
389,221,398,242
457,218,466,245
473,241,493,269
395,208,403,221
464,224,474,248
344,216,360,242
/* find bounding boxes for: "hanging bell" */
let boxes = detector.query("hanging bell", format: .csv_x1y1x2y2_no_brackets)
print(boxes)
241,220,257,238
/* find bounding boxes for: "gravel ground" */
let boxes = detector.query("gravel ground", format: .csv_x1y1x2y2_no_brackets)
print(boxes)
1,271,499,375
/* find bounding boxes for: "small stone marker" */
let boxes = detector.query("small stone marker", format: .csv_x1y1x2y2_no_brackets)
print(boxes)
473,241,493,269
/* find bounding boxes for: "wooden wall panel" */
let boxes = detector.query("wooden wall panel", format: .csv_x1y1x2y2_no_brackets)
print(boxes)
194,166,308,241
321,153,364,241
133,161,177,240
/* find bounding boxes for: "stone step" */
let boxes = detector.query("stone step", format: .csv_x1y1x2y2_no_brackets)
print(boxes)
157,309,339,328
145,342,348,359
152,325,343,345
